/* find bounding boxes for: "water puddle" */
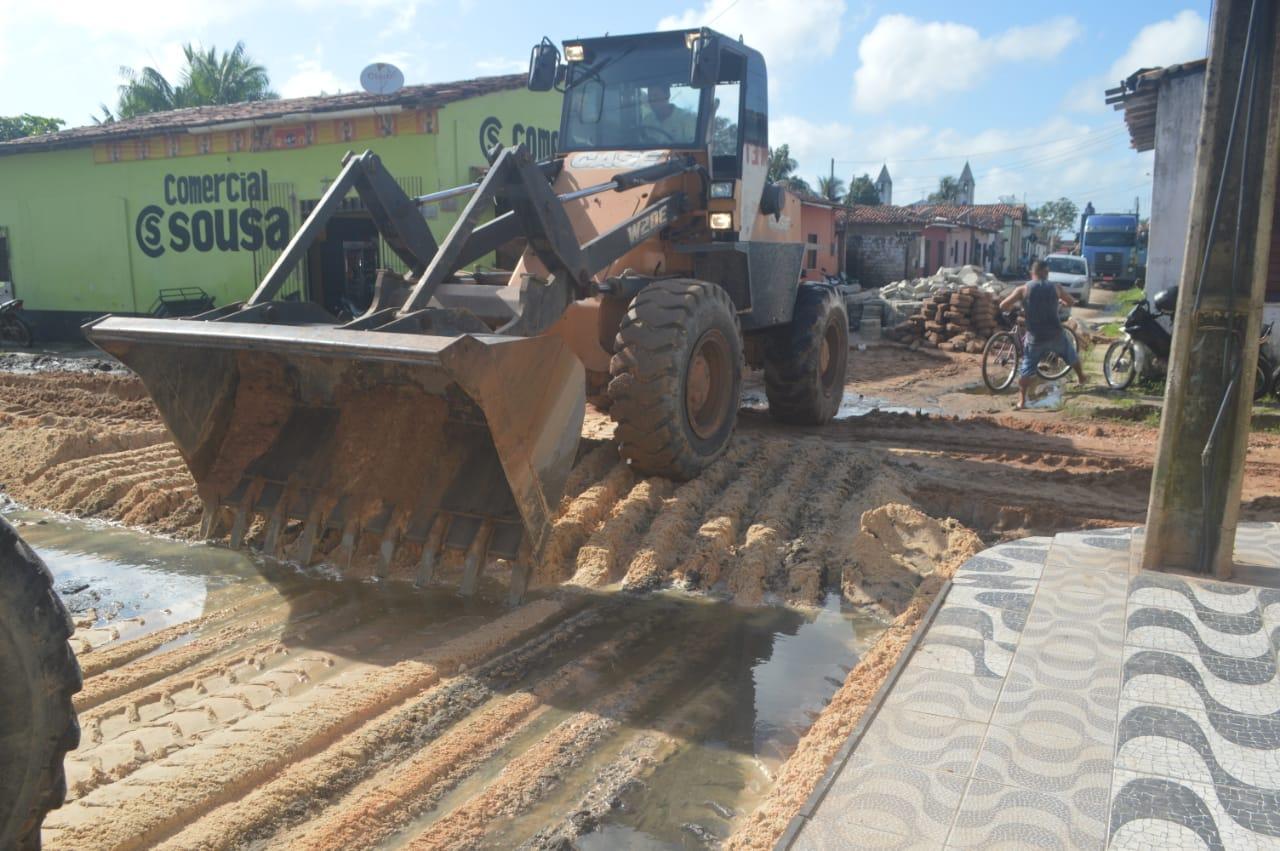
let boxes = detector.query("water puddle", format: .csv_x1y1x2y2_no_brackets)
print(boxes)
741,391,941,418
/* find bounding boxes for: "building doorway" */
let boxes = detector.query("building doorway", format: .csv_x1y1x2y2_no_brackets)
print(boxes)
307,215,380,317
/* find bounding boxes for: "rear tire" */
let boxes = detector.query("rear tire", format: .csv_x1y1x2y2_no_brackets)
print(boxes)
1104,340,1138,390
608,279,742,479
1037,328,1079,381
763,283,849,424
1254,356,1272,402
982,332,1019,392
0,518,83,850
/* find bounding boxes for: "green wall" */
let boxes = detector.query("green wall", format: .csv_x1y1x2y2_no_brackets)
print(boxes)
0,87,560,317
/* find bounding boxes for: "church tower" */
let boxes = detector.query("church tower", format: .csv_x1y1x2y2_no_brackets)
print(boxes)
958,161,975,206
875,164,892,205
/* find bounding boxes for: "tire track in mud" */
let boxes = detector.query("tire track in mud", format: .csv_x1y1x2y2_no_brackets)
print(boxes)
620,438,760,593
669,438,793,593
570,476,676,588
728,439,843,607
154,604,621,850
397,621,729,851
263,611,664,851
45,600,572,851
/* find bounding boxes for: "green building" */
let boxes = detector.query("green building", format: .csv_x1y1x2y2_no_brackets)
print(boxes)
0,75,560,339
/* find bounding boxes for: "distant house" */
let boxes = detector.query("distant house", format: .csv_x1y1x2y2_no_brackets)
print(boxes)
838,205,928,288
799,199,847,281
910,203,1031,276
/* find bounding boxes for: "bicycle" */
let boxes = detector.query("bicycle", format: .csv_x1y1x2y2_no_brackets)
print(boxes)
981,308,1082,392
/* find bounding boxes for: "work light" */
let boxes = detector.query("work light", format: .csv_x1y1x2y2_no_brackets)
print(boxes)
710,181,735,199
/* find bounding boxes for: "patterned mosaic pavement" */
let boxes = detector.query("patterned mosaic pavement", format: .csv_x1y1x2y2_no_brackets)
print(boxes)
788,523,1280,850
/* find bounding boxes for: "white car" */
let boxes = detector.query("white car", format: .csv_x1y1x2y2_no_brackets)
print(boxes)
1044,254,1092,306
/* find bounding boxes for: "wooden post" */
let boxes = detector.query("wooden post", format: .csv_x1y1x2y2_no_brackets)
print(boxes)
1143,0,1280,577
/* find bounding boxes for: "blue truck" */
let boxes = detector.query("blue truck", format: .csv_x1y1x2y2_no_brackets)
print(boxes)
1081,213,1141,285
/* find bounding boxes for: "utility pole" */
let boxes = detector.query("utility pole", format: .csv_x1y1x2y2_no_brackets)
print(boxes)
1143,0,1280,578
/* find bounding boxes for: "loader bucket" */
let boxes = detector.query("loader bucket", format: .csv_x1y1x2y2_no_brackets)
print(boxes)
83,316,585,596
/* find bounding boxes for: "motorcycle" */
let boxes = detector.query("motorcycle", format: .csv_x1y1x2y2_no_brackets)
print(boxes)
0,299,33,347
1103,286,1276,401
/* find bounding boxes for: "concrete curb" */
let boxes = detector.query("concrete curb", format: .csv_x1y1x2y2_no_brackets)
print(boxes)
773,577,955,851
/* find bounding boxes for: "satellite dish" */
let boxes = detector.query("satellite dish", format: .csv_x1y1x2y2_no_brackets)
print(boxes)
360,63,405,95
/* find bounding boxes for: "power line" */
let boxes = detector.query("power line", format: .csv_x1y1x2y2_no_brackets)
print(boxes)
831,126,1128,166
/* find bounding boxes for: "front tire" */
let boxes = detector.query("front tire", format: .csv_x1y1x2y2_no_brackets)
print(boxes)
0,518,83,850
608,279,742,479
763,283,849,425
1104,340,1138,390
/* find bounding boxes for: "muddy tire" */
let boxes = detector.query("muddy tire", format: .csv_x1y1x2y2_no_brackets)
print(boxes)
0,314,33,348
763,283,849,424
0,518,82,851
608,279,742,479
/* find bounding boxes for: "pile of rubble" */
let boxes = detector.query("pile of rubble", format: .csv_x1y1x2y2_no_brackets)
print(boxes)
879,265,1008,300
884,286,999,352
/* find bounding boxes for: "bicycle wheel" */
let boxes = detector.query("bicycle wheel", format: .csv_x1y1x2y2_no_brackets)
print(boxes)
1037,328,1078,381
0,315,32,348
1103,340,1138,390
982,332,1020,392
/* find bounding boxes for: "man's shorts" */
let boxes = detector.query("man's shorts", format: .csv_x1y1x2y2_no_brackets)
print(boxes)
1019,331,1078,378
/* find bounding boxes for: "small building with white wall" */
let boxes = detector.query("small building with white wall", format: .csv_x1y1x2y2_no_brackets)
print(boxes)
1109,59,1280,358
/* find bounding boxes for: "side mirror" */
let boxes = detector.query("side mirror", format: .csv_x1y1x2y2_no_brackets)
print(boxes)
690,32,721,88
760,182,785,219
528,38,560,92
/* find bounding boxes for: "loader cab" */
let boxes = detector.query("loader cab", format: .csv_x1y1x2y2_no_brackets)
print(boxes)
544,29,768,182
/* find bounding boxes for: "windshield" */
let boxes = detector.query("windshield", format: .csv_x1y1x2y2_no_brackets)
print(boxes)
563,42,705,150
1084,231,1135,247
1047,257,1087,275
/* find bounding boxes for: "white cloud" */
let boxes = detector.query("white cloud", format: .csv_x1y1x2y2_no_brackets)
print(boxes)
280,59,352,98
36,0,247,36
1106,10,1207,81
852,15,1082,113
1065,10,1208,113
658,0,846,66
474,56,527,76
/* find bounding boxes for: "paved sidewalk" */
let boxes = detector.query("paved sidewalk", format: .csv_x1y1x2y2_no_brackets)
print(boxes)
787,523,1280,850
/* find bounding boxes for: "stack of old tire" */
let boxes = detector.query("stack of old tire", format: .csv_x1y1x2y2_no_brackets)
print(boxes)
885,286,998,353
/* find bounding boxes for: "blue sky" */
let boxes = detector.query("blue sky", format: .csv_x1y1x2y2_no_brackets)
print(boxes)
1,1,1211,216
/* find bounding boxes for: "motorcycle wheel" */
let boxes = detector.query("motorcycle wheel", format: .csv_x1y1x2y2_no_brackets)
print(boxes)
0,314,33,348
1104,340,1138,390
1255,356,1274,402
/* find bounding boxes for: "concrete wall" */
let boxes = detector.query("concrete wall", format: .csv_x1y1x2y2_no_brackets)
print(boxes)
1145,70,1205,300
0,87,560,338
846,224,917,287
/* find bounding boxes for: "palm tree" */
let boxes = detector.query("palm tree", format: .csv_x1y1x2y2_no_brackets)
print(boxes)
817,175,846,203
104,41,277,121
766,144,814,197
182,42,276,106
767,144,798,183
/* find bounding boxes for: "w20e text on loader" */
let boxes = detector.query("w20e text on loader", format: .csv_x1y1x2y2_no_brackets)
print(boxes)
84,28,851,602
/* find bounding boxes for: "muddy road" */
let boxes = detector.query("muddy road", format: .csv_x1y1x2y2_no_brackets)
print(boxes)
3,352,1279,850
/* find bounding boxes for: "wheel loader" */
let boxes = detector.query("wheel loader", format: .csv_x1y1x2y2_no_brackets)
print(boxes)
84,27,850,602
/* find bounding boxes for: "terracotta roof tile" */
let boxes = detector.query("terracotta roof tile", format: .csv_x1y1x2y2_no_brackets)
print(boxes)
838,204,931,226
0,74,526,156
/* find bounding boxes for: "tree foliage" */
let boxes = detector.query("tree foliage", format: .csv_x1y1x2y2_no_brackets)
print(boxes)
816,175,846,203
927,175,963,204
1034,197,1080,242
766,144,814,197
0,114,65,142
101,41,277,122
847,173,880,205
